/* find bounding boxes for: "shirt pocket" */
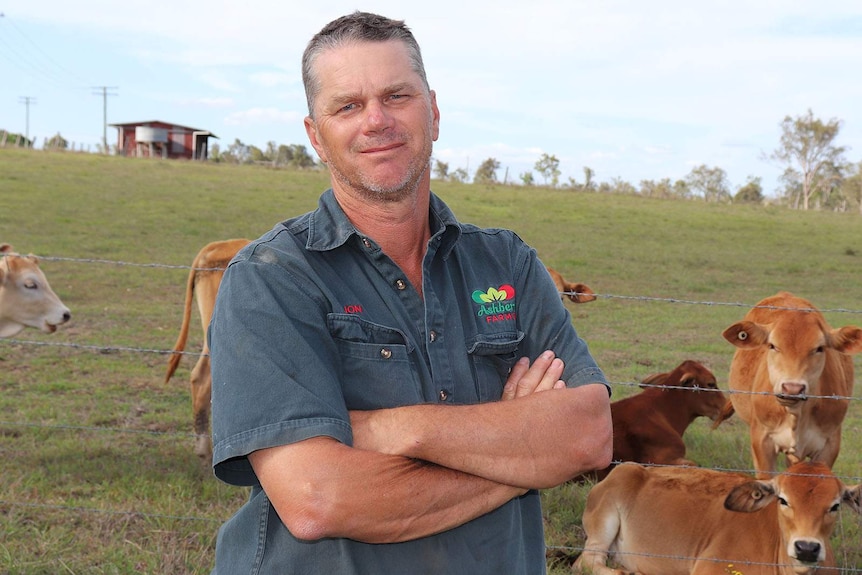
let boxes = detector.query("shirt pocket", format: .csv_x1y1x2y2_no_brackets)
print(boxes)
466,331,525,402
327,313,422,410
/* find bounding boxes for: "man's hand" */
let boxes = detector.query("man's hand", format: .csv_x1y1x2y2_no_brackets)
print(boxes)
351,350,567,452
501,350,566,400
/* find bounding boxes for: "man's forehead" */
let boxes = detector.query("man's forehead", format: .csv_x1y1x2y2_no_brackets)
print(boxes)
314,40,422,95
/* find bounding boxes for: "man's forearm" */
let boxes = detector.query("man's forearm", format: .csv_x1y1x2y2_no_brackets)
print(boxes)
250,436,526,544
351,384,613,488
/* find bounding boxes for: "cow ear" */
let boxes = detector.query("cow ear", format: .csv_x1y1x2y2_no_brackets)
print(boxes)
640,372,668,389
0,244,11,254
722,321,768,348
724,480,776,513
830,326,862,355
843,484,862,514
570,283,597,304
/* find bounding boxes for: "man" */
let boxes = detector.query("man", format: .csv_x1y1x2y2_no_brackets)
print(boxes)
209,11,612,574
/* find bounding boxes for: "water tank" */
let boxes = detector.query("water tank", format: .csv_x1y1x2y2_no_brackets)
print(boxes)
136,126,168,143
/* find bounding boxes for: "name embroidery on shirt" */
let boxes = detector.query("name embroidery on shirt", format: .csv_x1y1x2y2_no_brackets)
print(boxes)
344,304,363,314
471,285,517,323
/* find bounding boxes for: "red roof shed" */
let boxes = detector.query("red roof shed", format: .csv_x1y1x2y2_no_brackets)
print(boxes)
110,120,218,160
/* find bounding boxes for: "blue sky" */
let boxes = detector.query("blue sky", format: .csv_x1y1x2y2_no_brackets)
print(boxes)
2,1,861,196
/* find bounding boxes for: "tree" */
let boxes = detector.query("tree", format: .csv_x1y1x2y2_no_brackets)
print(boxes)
473,157,500,184
222,138,251,164
734,176,764,204
685,164,730,202
248,145,267,163
842,161,862,215
433,160,449,180
450,167,469,183
769,109,846,210
1,131,32,148
45,132,68,150
520,171,535,186
534,153,560,187
286,144,318,169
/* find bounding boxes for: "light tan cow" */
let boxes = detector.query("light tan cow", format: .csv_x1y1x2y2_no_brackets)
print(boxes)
715,292,862,477
165,238,251,461
0,244,71,337
546,267,597,304
574,461,861,575
578,360,726,482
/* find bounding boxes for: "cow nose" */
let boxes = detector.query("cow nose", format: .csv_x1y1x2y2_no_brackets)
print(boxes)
62,311,71,323
781,382,806,396
794,540,821,563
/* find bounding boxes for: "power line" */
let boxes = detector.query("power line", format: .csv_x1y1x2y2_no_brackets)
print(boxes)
0,12,91,89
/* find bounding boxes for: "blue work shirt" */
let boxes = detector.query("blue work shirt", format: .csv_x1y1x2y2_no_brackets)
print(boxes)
209,189,608,575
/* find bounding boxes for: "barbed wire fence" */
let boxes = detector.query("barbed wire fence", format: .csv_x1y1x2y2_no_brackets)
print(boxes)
2,252,861,571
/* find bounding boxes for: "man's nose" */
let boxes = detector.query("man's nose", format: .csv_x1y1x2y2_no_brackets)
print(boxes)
363,100,393,131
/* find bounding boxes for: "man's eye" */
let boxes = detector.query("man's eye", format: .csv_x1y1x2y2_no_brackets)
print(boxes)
340,103,356,113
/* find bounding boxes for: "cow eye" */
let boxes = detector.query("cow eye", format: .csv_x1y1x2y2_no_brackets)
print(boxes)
24,281,38,290
768,343,777,351
829,503,840,513
815,346,825,354
777,496,788,506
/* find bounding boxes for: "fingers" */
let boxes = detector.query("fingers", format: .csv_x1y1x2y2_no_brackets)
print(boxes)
502,350,566,400
501,357,531,401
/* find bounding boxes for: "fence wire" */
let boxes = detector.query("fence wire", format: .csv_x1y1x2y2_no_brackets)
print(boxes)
2,251,861,572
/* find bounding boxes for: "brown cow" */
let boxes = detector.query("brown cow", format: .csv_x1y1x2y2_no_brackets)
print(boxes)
546,267,597,304
574,461,861,575
579,360,726,482
165,238,251,462
0,244,71,337
716,292,862,477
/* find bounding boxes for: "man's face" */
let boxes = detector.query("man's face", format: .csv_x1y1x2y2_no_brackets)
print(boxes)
304,40,440,202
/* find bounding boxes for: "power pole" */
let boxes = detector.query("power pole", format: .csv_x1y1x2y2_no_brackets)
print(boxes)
18,96,36,145
92,86,118,153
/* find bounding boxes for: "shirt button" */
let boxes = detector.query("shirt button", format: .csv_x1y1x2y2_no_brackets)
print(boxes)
438,389,449,401
395,279,407,290
380,348,392,359
362,238,372,249
429,330,437,342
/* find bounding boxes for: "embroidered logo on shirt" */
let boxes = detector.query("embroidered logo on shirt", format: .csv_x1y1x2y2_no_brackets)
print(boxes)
471,285,517,323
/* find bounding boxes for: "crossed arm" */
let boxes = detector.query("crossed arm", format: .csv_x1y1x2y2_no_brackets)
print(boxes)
249,351,613,544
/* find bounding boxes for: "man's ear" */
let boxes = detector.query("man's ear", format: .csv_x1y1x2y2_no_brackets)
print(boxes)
429,90,440,142
304,116,328,164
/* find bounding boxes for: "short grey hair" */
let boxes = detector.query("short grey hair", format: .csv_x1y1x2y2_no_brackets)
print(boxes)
302,11,430,118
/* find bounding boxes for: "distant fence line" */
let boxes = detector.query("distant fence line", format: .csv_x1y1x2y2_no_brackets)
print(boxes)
0,130,96,152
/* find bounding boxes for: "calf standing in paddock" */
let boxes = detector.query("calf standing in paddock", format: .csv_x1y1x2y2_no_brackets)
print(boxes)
573,461,861,575
165,238,250,463
714,291,862,477
576,360,726,482
546,267,597,304
0,244,71,337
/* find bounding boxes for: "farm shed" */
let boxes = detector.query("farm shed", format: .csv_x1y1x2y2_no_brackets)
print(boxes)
110,120,218,160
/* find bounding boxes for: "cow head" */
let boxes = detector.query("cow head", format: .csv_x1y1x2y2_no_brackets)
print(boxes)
724,461,861,574
0,244,71,337
640,359,726,421
722,313,862,408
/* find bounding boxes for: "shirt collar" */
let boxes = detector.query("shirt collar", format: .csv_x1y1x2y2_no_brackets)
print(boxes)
306,189,462,257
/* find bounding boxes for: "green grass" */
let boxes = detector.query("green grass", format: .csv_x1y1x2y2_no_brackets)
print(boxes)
1,148,860,573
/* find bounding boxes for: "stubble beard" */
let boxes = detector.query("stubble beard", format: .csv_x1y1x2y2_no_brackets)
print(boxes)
328,132,434,204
